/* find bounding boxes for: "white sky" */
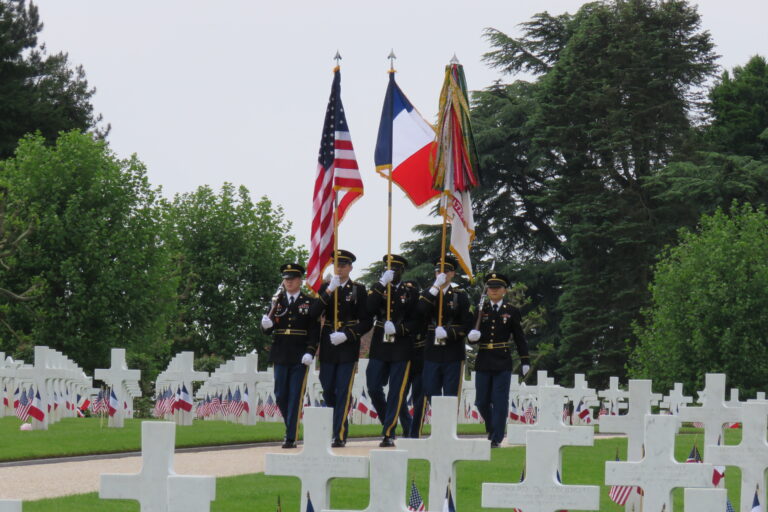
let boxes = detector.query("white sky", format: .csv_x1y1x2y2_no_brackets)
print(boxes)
33,0,768,278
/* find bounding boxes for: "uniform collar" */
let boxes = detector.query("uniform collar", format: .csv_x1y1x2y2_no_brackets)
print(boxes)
286,291,300,301
490,299,504,308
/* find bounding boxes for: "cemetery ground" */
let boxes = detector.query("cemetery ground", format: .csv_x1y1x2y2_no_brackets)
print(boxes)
2,422,744,511
0,417,492,461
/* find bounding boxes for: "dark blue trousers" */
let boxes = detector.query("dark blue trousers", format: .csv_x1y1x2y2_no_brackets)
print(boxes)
319,361,356,442
405,360,425,438
422,360,463,399
475,369,512,444
366,359,412,437
273,363,309,442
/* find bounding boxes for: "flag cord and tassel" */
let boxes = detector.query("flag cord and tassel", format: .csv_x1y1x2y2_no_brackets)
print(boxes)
436,195,449,335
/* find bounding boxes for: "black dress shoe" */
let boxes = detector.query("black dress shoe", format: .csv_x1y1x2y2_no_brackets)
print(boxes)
379,436,395,448
282,440,297,449
487,433,492,440
491,440,501,449
332,439,345,448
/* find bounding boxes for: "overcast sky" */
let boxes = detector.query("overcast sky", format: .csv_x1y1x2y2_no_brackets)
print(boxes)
33,0,768,279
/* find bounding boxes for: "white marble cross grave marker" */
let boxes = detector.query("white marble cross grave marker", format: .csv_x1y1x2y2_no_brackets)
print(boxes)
679,374,742,449
605,414,714,512
598,376,629,415
706,402,768,512
265,407,369,512
398,396,490,511
322,450,411,512
599,380,660,461
94,348,141,428
100,421,216,512
0,501,21,512
156,352,209,426
660,383,693,415
684,488,727,512
483,428,600,512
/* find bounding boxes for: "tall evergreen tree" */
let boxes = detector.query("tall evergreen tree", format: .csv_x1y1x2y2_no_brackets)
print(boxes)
0,0,105,159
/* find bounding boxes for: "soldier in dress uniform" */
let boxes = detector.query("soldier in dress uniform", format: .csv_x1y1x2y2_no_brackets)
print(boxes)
366,254,420,447
309,249,372,447
466,272,530,448
417,255,473,427
403,280,428,438
260,263,319,449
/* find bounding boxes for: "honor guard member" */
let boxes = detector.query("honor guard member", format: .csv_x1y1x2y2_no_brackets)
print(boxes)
366,254,420,447
467,272,530,448
309,249,372,447
260,263,319,449
403,280,428,438
417,255,473,418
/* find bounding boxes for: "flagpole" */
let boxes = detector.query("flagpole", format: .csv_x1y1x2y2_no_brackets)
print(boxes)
332,52,342,332
437,190,449,333
385,50,396,341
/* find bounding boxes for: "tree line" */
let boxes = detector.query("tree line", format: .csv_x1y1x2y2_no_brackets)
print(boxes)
2,0,767,394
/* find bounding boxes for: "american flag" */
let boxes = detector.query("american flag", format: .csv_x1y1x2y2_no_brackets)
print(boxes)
264,394,277,417
231,388,245,417
692,421,704,428
608,451,639,506
407,480,425,511
15,387,31,422
753,488,762,512
598,401,608,417
562,403,571,424
524,403,536,424
727,497,736,512
306,66,364,291
686,444,702,463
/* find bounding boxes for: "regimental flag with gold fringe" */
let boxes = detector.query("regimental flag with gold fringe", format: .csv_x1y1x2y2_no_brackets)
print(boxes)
431,56,479,277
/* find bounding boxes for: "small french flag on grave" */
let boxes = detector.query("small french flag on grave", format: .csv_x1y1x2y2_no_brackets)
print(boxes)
29,388,45,422
177,384,193,412
108,389,119,417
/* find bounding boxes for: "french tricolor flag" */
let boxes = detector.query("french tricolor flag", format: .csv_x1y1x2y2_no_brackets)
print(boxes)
375,73,438,207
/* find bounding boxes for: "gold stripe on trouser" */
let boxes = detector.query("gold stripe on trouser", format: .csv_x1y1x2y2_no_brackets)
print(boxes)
418,396,428,437
295,365,310,442
385,361,411,437
339,362,357,442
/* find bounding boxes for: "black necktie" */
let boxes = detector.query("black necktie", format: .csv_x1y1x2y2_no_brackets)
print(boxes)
493,304,499,313
289,296,295,306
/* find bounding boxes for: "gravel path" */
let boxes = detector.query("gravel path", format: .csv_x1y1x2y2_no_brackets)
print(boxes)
0,440,382,501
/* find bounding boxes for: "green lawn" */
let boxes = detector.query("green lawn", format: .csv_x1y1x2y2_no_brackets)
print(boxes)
21,433,744,511
0,416,487,462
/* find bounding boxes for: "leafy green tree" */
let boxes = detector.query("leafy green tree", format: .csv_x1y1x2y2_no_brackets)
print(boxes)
630,204,768,395
0,0,106,159
479,0,717,383
706,55,768,159
163,184,305,365
0,132,175,378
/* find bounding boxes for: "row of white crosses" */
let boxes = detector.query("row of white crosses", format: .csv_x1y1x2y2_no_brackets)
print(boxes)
94,348,142,428
156,351,209,426
1,346,93,429
195,353,274,424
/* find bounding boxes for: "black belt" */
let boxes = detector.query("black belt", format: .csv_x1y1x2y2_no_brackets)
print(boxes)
479,342,511,350
323,320,359,328
374,320,401,327
274,329,307,335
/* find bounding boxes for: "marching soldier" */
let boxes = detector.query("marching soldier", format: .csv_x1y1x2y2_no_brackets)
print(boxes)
309,249,372,447
366,254,420,447
403,279,427,438
260,263,319,449
467,272,530,448
417,255,473,421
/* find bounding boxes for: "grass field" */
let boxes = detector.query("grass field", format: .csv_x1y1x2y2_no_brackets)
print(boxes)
0,416,487,462
22,433,744,511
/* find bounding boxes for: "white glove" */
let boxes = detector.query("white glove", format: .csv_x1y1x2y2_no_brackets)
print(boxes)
429,273,447,296
522,364,530,376
327,275,341,292
379,269,395,286
330,331,347,345
261,315,273,330
384,321,396,335
301,353,314,366
435,326,448,340
467,329,481,342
